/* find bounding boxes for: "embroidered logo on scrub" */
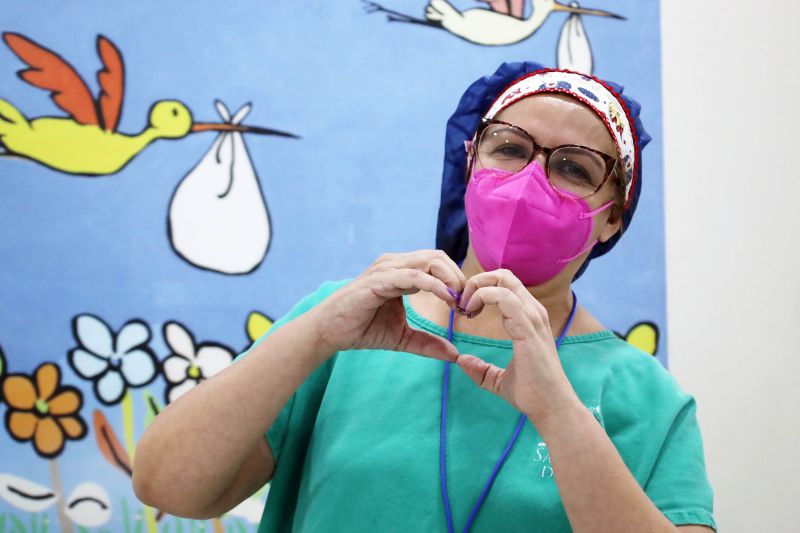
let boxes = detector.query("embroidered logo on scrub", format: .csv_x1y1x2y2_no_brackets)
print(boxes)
532,442,554,479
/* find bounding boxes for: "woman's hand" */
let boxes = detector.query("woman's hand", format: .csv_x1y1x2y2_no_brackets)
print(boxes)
454,269,581,426
308,250,465,362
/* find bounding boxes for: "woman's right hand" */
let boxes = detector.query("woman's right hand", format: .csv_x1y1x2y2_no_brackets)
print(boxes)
307,250,466,362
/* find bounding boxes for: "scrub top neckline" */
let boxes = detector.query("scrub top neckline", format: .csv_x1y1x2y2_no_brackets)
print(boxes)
402,294,618,348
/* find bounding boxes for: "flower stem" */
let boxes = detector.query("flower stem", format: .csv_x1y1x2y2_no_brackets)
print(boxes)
122,390,136,460
49,459,73,533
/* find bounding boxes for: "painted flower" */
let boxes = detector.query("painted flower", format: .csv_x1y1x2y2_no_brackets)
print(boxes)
68,314,158,405
161,321,234,404
2,363,87,458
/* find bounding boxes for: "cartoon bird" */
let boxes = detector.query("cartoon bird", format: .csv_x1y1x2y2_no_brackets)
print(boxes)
0,33,298,176
363,0,623,46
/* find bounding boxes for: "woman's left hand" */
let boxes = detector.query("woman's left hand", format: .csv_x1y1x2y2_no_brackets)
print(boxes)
455,269,581,427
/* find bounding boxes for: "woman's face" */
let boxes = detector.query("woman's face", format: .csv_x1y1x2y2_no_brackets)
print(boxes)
472,93,623,247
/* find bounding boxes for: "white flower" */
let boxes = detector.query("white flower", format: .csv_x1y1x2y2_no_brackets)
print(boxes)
161,321,234,404
68,315,158,405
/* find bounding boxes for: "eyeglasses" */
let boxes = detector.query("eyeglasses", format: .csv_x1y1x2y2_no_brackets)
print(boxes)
472,118,619,199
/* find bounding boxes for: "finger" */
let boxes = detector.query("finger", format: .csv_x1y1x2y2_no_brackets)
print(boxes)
397,325,460,362
460,269,529,311
375,250,466,293
367,268,457,308
461,286,525,320
456,354,505,396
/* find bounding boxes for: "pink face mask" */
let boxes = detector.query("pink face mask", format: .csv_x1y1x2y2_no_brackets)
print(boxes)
465,160,613,286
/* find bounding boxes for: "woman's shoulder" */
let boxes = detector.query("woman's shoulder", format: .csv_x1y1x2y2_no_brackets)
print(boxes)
562,332,691,408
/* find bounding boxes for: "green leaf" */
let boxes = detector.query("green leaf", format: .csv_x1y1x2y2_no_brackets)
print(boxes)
142,391,162,428
122,499,131,533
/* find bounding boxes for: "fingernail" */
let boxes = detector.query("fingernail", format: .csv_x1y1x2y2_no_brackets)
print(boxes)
457,306,468,315
447,287,461,304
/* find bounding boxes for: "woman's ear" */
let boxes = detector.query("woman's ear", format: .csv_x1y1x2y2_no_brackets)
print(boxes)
464,140,474,182
598,205,624,243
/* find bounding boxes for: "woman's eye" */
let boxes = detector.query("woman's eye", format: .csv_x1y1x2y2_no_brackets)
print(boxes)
493,144,529,159
553,160,592,182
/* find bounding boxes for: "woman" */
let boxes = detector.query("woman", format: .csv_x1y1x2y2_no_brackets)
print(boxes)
133,62,716,532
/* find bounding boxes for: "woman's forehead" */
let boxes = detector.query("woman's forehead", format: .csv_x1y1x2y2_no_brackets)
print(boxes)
494,94,614,153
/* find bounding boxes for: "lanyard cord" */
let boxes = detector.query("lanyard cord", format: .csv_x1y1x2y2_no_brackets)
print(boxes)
440,291,579,533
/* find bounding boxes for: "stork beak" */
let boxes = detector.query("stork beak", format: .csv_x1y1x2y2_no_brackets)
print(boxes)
191,122,300,138
552,1,625,20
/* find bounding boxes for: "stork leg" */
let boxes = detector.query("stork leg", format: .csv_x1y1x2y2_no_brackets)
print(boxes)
362,1,441,27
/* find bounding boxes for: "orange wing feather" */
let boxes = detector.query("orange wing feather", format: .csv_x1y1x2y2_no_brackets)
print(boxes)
96,35,125,132
2,32,99,126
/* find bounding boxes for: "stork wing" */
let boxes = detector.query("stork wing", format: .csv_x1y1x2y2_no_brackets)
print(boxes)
477,0,510,14
95,35,124,132
509,0,524,18
476,0,524,18
2,32,99,126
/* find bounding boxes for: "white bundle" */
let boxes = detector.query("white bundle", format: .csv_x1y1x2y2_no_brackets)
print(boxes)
168,101,271,275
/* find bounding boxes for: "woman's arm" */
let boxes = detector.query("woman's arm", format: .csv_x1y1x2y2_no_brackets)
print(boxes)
536,402,712,532
133,250,464,519
132,310,332,519
454,269,714,532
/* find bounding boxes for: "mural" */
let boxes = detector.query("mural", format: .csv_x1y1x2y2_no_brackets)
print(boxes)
1,1,665,531
0,33,297,275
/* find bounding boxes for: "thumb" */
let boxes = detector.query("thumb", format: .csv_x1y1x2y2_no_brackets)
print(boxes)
456,353,505,396
397,325,459,362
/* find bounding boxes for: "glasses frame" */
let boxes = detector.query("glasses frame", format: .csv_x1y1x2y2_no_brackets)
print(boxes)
470,118,619,200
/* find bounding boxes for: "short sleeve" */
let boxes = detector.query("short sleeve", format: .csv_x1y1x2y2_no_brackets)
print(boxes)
599,346,716,532
234,279,350,463
643,396,717,530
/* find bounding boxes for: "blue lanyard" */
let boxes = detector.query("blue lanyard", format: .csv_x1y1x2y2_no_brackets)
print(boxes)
440,291,578,533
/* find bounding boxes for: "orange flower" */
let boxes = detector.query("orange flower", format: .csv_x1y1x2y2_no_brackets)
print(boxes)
3,363,87,458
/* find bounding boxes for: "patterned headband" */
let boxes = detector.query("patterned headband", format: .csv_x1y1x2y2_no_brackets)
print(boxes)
484,69,637,202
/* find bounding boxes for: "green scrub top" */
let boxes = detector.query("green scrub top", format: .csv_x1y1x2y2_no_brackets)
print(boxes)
237,280,716,532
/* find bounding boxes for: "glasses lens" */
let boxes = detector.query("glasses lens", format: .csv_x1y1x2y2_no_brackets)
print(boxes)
476,123,534,173
547,146,608,197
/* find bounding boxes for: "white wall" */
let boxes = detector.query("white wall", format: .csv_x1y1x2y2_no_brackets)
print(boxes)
662,1,800,531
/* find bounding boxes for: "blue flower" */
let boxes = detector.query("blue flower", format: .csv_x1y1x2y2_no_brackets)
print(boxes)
556,81,572,90
68,315,158,405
